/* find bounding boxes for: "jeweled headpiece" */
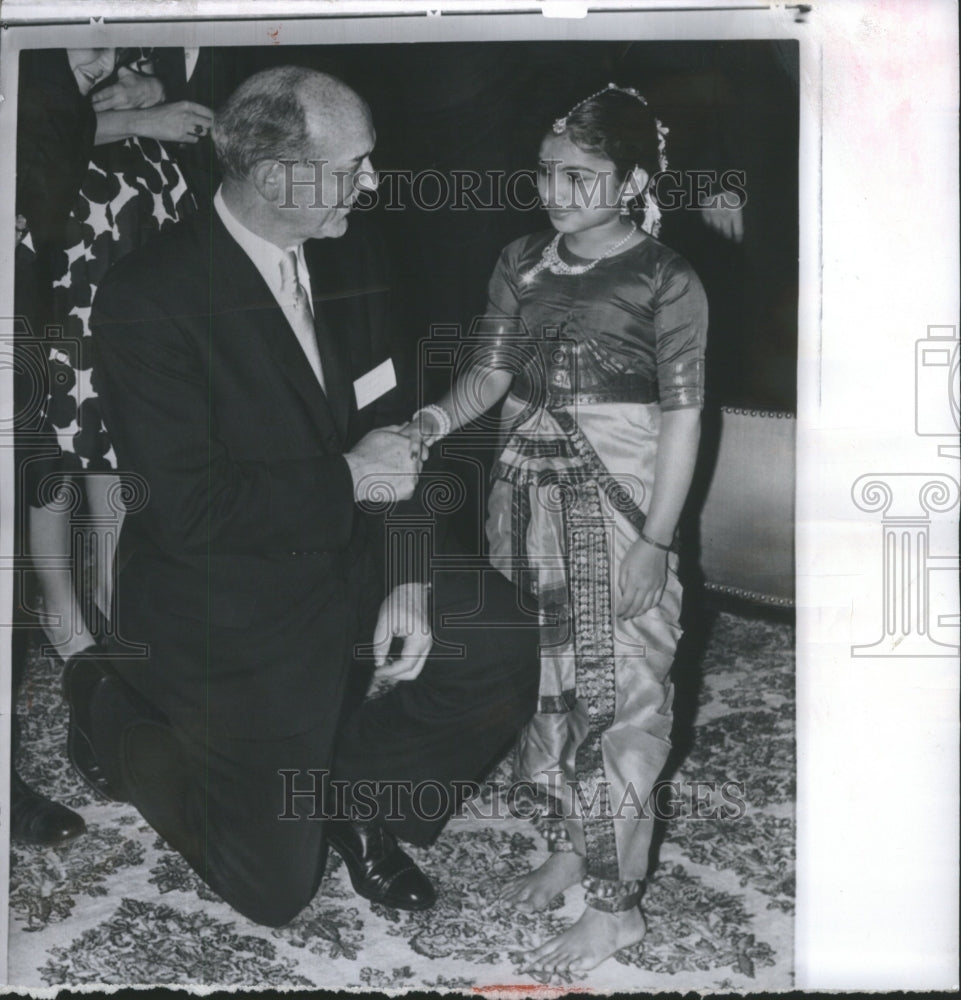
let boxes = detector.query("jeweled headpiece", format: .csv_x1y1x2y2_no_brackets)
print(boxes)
552,82,669,236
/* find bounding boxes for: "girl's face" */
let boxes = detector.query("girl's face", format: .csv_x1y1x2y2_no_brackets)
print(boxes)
66,48,116,95
537,133,626,237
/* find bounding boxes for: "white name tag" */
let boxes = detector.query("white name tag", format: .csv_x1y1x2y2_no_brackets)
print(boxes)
353,358,397,410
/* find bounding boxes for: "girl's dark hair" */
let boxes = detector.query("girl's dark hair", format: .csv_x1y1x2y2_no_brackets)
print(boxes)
555,87,661,183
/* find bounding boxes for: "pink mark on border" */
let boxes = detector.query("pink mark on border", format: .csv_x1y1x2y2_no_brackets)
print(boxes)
473,987,594,998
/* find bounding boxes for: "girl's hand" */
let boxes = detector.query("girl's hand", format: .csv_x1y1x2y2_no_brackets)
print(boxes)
398,421,431,463
137,101,214,143
400,410,442,460
617,537,668,619
92,67,165,111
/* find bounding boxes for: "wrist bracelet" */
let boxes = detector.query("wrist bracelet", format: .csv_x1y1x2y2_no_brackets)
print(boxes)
639,529,672,552
413,404,452,443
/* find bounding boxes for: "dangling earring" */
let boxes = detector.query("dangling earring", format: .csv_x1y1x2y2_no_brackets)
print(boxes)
619,198,632,217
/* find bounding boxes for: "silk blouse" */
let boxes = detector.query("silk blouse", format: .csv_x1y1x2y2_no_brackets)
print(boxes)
480,229,708,411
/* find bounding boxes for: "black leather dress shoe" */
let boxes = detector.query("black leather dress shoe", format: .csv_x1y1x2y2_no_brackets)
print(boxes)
10,772,86,846
326,820,437,911
62,651,128,803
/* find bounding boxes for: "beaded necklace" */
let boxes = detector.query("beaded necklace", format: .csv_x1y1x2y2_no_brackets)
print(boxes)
520,221,637,286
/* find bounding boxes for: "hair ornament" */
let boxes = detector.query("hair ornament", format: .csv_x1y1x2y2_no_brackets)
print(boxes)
550,82,671,238
654,116,669,174
553,81,648,134
640,113,670,236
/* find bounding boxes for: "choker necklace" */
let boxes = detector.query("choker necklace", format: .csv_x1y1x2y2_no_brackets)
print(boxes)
521,221,637,285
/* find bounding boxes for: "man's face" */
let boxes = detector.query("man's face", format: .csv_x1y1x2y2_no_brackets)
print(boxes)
276,105,378,242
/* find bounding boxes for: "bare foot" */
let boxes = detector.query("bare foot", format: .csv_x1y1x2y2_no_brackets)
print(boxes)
497,852,586,911
524,904,646,979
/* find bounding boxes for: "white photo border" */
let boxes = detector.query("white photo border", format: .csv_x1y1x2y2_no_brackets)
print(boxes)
0,1,957,991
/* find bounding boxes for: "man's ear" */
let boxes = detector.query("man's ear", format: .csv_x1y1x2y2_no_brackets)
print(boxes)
251,159,283,204
620,166,650,206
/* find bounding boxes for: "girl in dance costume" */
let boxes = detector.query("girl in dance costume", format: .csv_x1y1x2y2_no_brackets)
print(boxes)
405,83,707,976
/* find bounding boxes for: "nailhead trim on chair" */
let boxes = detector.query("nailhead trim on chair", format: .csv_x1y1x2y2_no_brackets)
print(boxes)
720,407,796,420
703,581,795,608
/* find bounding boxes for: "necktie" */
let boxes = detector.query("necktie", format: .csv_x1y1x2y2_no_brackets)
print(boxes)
279,250,326,392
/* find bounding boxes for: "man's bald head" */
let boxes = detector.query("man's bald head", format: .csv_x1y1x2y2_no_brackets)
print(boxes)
213,66,369,180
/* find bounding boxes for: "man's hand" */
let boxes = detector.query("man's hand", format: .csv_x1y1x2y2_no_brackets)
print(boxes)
345,426,423,504
370,583,432,683
91,67,165,111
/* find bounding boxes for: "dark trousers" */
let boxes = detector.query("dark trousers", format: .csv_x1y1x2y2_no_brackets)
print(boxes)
93,568,539,927
334,566,541,844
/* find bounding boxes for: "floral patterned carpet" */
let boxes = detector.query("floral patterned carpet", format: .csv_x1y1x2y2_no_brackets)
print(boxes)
6,610,794,991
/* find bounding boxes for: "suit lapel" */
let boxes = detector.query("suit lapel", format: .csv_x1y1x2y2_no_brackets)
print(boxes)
207,213,344,445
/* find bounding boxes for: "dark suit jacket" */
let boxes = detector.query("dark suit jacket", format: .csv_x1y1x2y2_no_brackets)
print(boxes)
92,210,405,741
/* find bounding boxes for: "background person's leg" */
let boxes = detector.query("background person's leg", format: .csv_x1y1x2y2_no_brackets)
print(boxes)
9,551,86,844
29,501,96,661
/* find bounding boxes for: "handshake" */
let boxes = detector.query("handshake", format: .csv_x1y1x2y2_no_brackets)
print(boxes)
343,407,448,504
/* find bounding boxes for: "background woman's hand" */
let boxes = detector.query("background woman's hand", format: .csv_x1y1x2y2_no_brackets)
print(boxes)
137,101,214,143
616,538,668,619
91,66,165,111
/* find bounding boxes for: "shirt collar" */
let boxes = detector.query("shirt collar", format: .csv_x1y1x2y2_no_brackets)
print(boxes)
214,186,307,297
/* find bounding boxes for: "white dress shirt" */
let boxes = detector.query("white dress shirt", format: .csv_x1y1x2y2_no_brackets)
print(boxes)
214,187,325,389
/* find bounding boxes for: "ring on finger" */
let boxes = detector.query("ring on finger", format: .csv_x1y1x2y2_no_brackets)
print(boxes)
190,123,206,136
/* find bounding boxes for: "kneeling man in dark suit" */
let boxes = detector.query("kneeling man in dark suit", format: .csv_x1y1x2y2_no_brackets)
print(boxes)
72,66,538,927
